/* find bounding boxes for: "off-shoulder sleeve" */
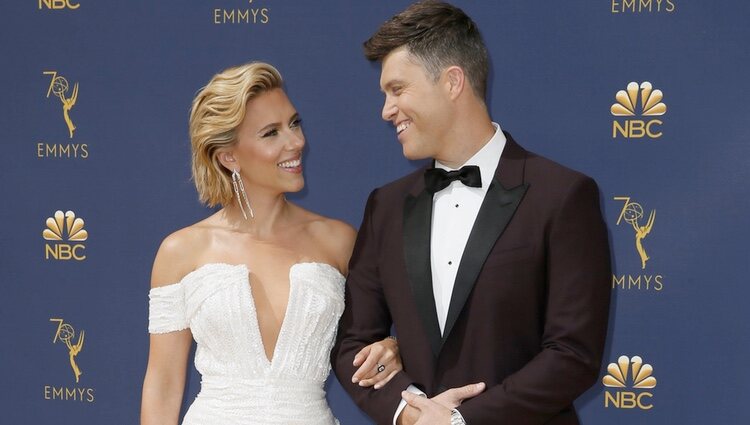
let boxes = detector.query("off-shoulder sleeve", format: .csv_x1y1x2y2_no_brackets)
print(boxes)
148,282,188,334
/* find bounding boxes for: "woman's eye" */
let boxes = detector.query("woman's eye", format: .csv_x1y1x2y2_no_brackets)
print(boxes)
262,129,278,138
290,118,302,128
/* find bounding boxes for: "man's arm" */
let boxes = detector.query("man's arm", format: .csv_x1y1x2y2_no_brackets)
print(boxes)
457,176,612,425
331,189,415,425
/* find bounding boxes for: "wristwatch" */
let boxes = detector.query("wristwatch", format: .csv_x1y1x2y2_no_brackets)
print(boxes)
450,409,466,425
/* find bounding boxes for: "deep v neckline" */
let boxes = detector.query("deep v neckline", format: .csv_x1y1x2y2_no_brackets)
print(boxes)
178,261,345,370
244,264,293,367
194,262,343,368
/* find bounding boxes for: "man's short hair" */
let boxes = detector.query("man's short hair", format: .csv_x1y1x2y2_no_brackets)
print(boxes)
364,0,490,101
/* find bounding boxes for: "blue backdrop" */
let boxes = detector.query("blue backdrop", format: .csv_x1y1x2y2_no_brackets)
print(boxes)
2,1,749,424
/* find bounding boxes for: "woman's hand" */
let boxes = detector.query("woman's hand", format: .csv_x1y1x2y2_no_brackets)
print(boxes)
351,336,402,389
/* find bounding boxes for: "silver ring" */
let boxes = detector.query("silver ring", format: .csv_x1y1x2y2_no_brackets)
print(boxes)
377,363,386,373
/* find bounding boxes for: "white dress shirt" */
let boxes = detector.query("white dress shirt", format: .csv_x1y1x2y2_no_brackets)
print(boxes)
393,123,506,424
430,123,506,334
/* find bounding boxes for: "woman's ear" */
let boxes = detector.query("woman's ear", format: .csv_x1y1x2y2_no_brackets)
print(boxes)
217,150,238,172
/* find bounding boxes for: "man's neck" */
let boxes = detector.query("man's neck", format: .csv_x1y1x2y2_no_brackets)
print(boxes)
435,119,496,169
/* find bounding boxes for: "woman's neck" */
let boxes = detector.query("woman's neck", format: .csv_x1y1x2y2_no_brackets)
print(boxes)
221,191,293,239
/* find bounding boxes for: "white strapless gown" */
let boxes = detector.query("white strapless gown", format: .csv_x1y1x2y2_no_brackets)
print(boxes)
148,262,345,425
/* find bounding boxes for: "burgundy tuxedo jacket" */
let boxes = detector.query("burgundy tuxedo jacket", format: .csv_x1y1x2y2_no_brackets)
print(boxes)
332,133,611,425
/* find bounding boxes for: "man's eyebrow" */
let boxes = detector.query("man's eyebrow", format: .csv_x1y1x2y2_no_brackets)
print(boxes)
381,79,406,93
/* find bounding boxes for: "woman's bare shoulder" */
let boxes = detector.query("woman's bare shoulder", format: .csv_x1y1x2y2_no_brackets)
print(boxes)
297,208,357,274
150,217,218,288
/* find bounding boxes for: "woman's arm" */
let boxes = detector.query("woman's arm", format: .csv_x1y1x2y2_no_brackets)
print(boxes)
141,329,192,425
141,230,199,425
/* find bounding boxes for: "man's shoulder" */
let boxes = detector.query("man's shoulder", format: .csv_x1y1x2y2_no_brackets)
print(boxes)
524,149,593,187
372,164,429,199
505,133,599,207
515,146,601,213
502,131,594,190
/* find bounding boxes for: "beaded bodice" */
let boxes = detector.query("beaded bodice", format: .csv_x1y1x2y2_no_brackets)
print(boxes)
148,262,345,424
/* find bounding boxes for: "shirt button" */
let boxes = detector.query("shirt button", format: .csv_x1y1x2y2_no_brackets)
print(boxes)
448,261,453,265
455,204,459,208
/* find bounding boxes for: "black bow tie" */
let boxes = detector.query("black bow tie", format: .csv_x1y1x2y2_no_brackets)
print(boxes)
424,165,482,194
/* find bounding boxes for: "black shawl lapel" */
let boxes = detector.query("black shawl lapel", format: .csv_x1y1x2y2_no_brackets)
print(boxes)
440,132,529,349
403,176,442,358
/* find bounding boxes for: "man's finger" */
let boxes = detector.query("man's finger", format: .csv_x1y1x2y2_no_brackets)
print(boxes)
444,382,486,404
402,391,429,409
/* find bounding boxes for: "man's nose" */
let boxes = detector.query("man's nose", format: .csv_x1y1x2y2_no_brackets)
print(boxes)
382,96,397,122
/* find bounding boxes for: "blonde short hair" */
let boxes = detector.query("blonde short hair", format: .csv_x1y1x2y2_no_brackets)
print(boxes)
189,62,283,207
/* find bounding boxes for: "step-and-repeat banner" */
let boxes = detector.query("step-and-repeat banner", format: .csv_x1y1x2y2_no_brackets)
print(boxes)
2,1,749,424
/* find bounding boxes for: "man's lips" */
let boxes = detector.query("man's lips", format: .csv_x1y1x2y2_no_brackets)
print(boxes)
396,120,412,135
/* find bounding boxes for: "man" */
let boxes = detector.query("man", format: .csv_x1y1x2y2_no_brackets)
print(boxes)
332,2,611,424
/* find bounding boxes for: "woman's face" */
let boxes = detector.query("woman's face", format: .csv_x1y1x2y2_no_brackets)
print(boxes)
229,88,305,195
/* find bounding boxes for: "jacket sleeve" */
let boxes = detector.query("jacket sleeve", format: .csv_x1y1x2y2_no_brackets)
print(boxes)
331,189,415,425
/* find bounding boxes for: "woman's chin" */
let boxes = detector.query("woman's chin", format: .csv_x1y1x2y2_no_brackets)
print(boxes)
285,180,305,194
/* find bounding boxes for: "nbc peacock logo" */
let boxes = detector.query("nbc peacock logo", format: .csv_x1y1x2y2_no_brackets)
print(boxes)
611,81,667,139
603,355,656,410
43,210,87,261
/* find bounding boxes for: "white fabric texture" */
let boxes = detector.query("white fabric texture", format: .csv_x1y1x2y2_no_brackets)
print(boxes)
148,262,344,425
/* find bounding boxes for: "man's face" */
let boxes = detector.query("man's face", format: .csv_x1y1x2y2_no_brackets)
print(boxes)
379,47,452,160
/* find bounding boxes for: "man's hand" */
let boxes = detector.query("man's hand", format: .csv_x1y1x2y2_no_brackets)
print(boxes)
397,382,485,425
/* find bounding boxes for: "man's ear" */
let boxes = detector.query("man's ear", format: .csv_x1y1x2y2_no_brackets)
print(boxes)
444,66,466,100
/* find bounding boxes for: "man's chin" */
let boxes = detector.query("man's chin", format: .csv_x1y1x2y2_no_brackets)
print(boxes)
402,146,429,161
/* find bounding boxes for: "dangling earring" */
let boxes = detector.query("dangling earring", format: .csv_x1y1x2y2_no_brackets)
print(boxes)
231,169,255,220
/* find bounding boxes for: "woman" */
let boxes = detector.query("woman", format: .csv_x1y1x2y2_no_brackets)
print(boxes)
141,62,401,424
